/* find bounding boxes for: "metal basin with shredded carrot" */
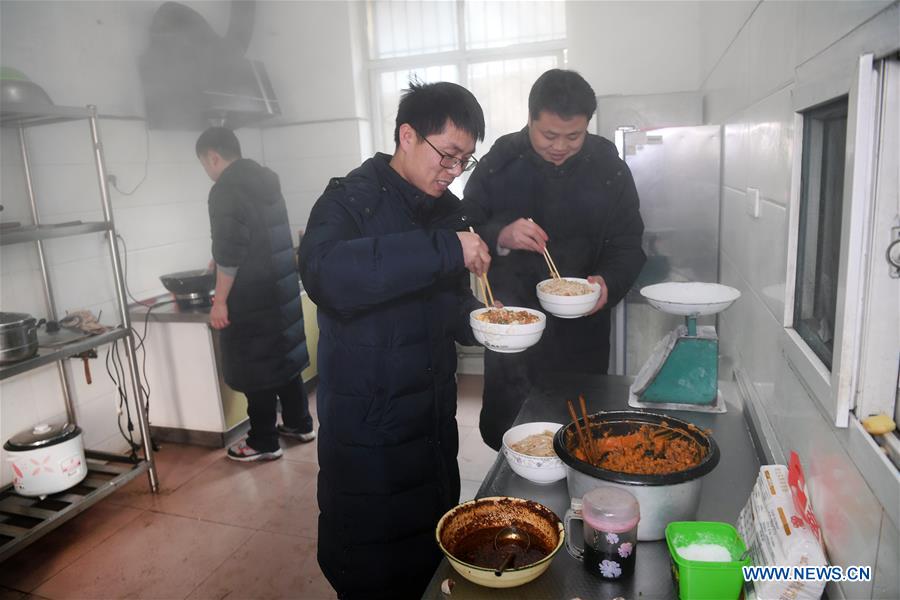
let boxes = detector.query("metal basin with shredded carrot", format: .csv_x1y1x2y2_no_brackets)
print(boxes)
569,422,707,475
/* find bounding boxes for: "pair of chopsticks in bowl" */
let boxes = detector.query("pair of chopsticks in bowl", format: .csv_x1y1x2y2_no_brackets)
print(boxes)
527,218,561,279
468,227,495,309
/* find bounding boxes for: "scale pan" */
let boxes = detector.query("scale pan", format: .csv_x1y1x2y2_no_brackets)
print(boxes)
641,282,741,316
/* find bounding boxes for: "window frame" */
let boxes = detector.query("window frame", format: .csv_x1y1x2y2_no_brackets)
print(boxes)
792,96,848,370
783,53,883,429
365,0,567,154
783,50,899,533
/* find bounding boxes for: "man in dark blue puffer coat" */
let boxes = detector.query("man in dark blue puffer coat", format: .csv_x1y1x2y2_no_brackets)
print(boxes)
197,127,314,462
299,82,491,599
463,69,646,451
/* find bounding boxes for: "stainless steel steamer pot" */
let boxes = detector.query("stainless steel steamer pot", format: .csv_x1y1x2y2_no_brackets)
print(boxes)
0,312,40,364
552,411,720,541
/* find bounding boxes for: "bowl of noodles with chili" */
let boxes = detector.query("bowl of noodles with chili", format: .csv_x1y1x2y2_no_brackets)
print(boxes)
470,307,546,353
501,422,566,484
552,410,720,541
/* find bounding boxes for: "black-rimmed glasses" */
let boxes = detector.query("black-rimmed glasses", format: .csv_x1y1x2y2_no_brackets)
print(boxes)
415,130,478,172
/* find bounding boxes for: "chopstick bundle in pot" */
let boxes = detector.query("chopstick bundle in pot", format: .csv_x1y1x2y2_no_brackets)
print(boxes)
567,399,596,464
578,394,599,461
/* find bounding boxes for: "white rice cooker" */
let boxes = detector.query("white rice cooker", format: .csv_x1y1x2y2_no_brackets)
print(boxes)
4,422,88,497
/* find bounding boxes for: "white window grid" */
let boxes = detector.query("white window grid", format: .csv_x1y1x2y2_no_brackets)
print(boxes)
366,0,567,160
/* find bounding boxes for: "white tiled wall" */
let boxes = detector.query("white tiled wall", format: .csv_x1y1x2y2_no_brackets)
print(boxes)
703,2,899,597
262,120,367,236
0,1,369,487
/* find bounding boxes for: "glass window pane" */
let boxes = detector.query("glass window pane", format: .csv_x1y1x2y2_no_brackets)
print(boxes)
377,66,460,154
465,1,566,50
371,0,458,59
794,96,848,369
467,55,559,157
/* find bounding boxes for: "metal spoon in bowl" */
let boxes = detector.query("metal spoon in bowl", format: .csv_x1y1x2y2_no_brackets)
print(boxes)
494,525,531,577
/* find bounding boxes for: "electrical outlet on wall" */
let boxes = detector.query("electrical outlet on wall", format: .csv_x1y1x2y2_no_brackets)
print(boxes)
747,187,760,219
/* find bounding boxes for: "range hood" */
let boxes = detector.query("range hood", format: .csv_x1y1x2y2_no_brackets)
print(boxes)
139,1,280,130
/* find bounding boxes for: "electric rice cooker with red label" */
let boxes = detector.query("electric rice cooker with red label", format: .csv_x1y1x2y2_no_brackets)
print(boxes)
4,422,87,497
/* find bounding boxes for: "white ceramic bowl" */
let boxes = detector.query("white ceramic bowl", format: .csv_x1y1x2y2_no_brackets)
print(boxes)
536,278,601,319
470,307,546,354
502,422,566,484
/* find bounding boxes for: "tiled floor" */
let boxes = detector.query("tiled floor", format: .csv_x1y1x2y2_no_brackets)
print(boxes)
0,374,495,599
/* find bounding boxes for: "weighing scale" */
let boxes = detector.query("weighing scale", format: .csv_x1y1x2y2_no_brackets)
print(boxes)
629,282,741,413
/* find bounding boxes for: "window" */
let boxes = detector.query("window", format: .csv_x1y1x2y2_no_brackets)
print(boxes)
782,50,898,532
367,0,567,195
785,54,899,440
793,97,848,369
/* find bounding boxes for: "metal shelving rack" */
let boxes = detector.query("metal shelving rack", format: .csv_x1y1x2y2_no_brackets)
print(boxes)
0,104,158,563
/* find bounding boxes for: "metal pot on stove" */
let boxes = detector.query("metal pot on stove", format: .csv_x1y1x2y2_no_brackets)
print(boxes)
4,422,88,497
0,311,41,364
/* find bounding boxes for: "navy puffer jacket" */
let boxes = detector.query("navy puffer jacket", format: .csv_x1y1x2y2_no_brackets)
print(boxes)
209,158,307,392
463,129,645,372
299,154,479,599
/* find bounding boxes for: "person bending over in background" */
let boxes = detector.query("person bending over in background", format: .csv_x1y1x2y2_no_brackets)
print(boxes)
196,127,315,462
463,69,646,451
299,82,490,599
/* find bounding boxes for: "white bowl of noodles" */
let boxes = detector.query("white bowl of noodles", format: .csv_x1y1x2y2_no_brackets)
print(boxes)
502,422,566,484
536,277,601,319
470,307,546,354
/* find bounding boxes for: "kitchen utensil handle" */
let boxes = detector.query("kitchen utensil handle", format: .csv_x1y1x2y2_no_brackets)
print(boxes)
82,356,92,384
564,506,584,561
493,551,516,577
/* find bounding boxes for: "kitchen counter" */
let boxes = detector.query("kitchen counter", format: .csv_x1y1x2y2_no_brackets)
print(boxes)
130,287,319,384
129,295,212,324
126,288,319,446
423,374,760,599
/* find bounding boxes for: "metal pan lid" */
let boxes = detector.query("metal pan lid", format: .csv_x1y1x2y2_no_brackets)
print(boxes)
4,422,81,450
0,312,36,330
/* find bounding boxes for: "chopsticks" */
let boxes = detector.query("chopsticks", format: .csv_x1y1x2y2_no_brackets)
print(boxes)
468,227,495,308
528,218,560,279
567,397,597,465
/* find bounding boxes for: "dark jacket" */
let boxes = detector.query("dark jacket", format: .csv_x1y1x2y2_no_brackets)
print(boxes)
209,158,307,393
463,129,646,372
299,154,479,599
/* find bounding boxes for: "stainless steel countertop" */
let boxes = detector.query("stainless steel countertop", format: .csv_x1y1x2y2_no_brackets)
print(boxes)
423,374,760,599
128,280,307,325
128,295,212,324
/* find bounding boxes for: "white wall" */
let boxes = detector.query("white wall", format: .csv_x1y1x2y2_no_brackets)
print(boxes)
567,1,754,97
0,0,367,485
251,0,371,234
702,2,898,598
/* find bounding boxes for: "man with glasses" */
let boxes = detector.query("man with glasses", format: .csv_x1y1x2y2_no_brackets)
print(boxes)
464,69,646,451
299,81,489,599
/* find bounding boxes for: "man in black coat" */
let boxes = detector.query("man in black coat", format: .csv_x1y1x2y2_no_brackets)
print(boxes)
299,82,490,599
196,127,315,462
463,69,646,450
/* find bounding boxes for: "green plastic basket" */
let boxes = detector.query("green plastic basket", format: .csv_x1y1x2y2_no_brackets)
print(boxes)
665,521,751,600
